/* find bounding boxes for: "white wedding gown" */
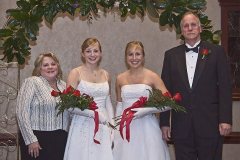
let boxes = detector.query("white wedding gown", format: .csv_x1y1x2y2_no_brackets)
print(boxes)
64,80,113,160
113,84,170,160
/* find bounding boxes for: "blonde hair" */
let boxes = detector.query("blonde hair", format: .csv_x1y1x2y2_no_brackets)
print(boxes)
125,41,145,68
81,38,102,53
125,41,145,57
32,52,62,79
81,38,102,64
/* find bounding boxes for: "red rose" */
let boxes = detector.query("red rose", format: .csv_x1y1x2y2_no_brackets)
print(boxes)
173,93,182,102
73,90,81,97
51,90,60,97
202,48,209,55
163,92,172,98
201,48,210,59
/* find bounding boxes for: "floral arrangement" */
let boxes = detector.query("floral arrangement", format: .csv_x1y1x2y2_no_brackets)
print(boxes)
0,0,218,65
51,86,97,115
51,86,100,144
200,48,210,59
116,88,186,142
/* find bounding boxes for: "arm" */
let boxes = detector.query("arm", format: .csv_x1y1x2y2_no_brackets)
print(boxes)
66,68,80,88
105,71,115,125
16,78,38,145
115,75,123,116
16,78,42,157
217,46,232,135
160,51,172,140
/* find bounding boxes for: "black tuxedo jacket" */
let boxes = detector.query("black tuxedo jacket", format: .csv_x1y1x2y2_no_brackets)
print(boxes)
160,41,232,139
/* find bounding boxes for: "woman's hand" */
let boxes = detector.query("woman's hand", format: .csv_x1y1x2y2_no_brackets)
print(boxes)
28,141,42,158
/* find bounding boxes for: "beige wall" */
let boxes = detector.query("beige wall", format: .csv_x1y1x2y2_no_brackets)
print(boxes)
1,0,239,159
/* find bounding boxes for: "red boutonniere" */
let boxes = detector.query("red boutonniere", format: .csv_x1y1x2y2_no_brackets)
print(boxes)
201,48,211,59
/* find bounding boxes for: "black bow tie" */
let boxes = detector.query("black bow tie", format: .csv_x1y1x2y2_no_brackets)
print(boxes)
185,44,200,53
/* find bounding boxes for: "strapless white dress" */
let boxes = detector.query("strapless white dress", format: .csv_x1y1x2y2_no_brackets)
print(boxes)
113,84,170,160
64,80,113,160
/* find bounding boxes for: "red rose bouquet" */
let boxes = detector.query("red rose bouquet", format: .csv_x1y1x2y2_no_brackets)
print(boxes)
51,86,96,115
51,86,100,144
115,88,186,142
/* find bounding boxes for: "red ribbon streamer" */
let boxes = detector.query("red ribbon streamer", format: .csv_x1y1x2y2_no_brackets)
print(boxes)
93,111,100,144
119,97,147,142
89,102,100,144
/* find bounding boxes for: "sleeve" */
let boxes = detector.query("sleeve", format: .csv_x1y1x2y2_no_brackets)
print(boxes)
217,46,232,124
106,95,115,126
68,108,94,117
115,101,123,117
160,51,172,127
132,106,171,119
68,108,107,124
16,78,38,145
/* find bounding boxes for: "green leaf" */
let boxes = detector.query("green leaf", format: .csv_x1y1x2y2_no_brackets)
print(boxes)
5,49,14,63
152,0,168,10
201,30,213,41
31,5,44,22
0,29,13,38
44,2,58,24
6,9,29,21
129,2,137,15
7,19,21,28
16,0,31,11
146,0,159,18
159,10,170,26
15,51,25,65
3,37,14,48
187,0,206,10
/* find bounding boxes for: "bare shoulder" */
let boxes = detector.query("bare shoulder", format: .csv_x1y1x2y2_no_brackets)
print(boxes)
116,71,128,82
145,68,160,79
69,67,81,76
101,68,110,81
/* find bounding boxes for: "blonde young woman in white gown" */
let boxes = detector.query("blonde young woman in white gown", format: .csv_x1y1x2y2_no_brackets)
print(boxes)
64,38,114,160
113,41,170,160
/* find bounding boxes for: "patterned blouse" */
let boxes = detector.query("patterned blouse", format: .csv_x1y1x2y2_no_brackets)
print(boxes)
16,76,70,145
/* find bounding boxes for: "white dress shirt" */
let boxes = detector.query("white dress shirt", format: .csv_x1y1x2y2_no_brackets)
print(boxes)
185,41,201,88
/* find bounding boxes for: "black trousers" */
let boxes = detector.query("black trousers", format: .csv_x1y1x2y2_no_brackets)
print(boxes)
173,125,223,160
19,129,68,160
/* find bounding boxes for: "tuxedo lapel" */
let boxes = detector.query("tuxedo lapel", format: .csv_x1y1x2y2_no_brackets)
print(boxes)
191,43,207,90
176,45,191,92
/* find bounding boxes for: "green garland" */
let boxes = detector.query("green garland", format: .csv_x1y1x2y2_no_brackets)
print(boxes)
0,0,220,65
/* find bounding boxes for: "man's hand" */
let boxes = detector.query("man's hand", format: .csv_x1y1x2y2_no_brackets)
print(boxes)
219,123,232,136
161,126,171,141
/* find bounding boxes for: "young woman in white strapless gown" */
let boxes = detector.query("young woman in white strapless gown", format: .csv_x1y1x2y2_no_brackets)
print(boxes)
113,41,170,160
64,38,114,160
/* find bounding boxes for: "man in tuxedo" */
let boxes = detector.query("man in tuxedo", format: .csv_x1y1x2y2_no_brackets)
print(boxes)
160,12,232,160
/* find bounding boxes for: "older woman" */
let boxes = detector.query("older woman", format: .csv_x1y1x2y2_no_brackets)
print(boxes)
16,52,70,160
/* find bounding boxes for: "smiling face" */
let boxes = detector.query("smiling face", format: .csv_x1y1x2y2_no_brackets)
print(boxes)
125,41,145,69
180,13,202,45
40,56,59,81
82,43,102,65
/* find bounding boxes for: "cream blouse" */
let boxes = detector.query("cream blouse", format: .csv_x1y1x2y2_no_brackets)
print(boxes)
16,76,70,145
